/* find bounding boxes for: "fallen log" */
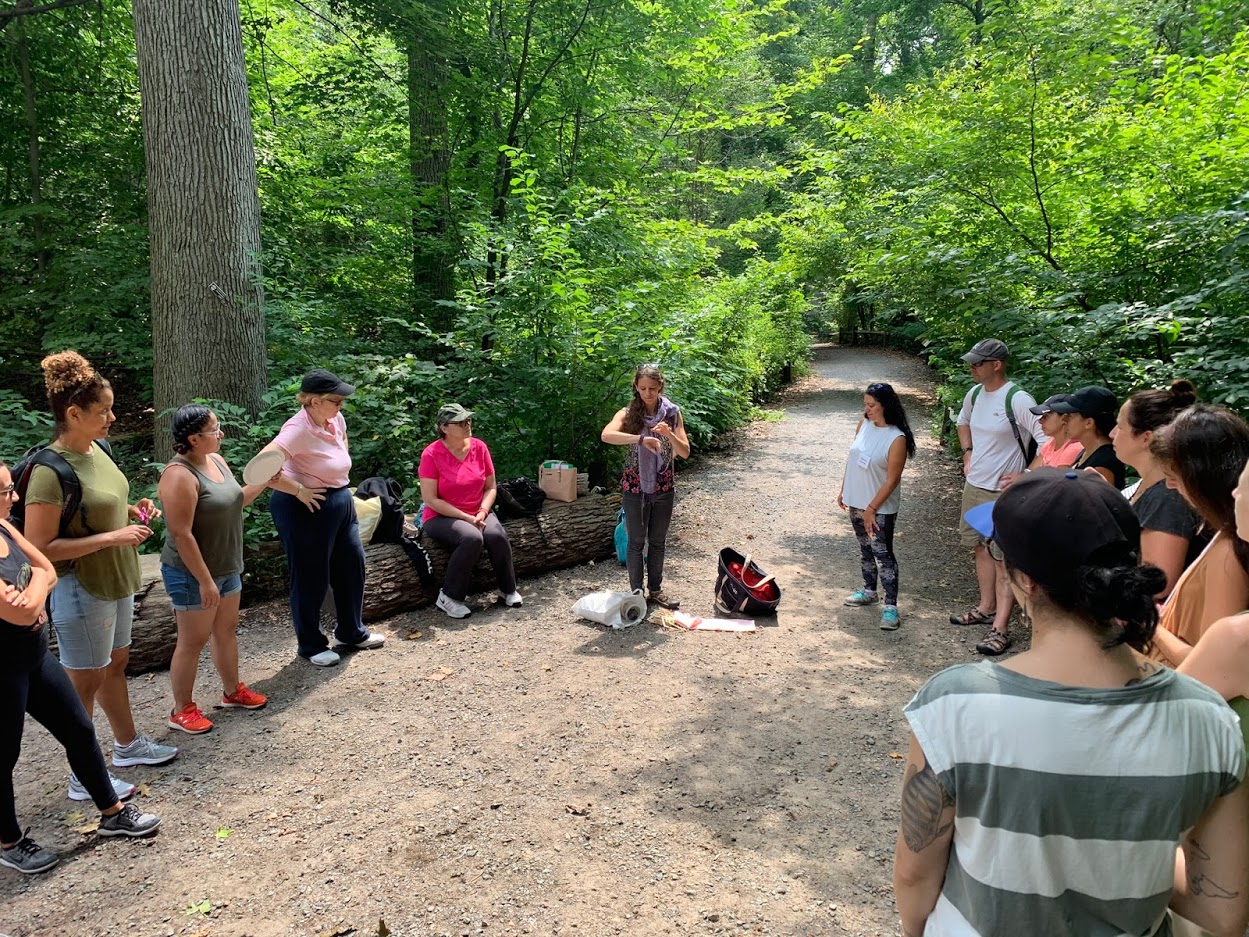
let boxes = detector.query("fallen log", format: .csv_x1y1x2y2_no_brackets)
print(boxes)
47,492,621,674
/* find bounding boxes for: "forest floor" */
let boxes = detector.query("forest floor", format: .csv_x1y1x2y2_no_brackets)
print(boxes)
1,346,1017,937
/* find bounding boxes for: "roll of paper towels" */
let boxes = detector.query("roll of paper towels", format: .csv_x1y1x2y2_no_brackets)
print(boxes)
573,590,648,629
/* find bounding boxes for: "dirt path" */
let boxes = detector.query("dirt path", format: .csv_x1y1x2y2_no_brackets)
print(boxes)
2,347,990,937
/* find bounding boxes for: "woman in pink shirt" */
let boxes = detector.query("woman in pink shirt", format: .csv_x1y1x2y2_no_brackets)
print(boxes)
418,404,520,619
256,370,385,666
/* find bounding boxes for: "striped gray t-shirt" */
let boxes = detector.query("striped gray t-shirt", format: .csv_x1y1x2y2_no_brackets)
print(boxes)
905,661,1245,937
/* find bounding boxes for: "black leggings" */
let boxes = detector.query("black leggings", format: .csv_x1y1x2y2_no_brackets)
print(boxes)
1,644,117,842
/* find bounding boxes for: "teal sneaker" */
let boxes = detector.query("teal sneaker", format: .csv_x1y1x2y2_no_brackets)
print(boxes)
844,589,878,607
881,605,901,630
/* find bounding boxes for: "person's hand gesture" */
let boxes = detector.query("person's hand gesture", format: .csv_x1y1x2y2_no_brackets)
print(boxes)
641,436,663,454
297,485,326,512
473,509,489,530
198,578,221,610
653,421,673,438
837,490,847,511
111,524,152,547
129,498,162,523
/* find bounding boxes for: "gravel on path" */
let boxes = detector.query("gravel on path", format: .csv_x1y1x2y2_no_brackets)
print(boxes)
1,346,992,937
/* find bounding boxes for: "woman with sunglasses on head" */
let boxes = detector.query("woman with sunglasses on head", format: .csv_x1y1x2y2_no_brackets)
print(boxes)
254,369,385,667
158,406,275,735
1112,380,1206,598
895,470,1249,937
22,352,178,801
1146,404,1249,669
419,404,521,619
0,458,161,876
601,364,691,610
838,383,916,630
1048,385,1127,488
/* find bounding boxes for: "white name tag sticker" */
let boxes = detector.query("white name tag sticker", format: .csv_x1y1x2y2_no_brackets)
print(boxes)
857,452,872,468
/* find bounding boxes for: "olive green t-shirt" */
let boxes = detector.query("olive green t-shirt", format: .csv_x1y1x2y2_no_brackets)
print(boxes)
24,443,141,600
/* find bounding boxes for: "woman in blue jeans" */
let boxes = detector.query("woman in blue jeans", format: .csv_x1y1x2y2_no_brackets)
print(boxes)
0,459,160,875
838,382,916,630
601,364,691,609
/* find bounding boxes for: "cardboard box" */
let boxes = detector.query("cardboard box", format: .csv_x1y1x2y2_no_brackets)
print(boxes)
539,462,577,502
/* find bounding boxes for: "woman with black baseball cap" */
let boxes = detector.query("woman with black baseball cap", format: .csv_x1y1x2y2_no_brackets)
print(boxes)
1048,385,1126,488
896,470,1249,937
254,369,384,667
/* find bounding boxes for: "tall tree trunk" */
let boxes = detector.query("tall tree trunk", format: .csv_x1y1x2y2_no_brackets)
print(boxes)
16,4,47,275
860,13,878,87
133,0,266,458
407,35,456,331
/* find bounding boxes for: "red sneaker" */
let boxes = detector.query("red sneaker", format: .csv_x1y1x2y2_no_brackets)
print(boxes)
168,703,213,734
220,683,267,710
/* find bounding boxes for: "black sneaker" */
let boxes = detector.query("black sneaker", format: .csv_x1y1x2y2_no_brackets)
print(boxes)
0,833,59,874
97,804,161,838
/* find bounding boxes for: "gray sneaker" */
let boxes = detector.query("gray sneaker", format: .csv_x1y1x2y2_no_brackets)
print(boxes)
97,803,161,838
68,772,136,803
0,833,59,874
112,733,179,768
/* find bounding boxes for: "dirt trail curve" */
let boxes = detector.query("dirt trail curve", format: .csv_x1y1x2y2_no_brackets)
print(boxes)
2,346,990,937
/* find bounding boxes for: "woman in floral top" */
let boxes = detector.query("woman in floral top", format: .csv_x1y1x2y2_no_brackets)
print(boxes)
601,364,691,608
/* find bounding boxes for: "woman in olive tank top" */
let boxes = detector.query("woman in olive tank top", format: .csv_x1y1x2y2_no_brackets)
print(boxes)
158,406,277,735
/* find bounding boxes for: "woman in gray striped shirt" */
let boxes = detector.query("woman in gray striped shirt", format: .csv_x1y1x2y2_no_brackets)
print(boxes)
894,470,1249,937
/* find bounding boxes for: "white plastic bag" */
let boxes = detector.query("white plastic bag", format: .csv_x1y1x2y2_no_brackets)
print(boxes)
573,590,648,630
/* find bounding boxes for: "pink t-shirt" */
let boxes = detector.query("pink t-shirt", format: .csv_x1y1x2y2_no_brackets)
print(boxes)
419,437,495,523
274,408,352,488
1039,437,1082,468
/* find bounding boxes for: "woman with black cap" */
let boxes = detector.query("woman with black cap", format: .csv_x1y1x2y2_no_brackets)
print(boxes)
256,369,385,667
896,469,1249,937
418,403,520,619
1049,385,1127,488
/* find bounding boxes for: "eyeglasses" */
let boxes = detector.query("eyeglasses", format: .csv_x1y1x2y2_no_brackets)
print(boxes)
986,537,1006,562
447,419,472,427
195,429,224,438
322,397,346,407
0,484,15,497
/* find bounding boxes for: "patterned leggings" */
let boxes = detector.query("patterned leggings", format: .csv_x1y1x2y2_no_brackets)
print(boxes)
848,508,899,605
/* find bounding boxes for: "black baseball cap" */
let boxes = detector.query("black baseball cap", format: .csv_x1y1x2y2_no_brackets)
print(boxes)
966,469,1140,594
1029,393,1074,416
1049,385,1117,420
960,339,1009,364
301,369,356,396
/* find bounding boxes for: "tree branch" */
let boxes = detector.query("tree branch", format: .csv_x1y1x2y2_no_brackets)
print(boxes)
284,0,403,89
1,0,94,27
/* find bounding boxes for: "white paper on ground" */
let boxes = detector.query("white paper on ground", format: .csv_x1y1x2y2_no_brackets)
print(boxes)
673,611,756,632
572,590,648,629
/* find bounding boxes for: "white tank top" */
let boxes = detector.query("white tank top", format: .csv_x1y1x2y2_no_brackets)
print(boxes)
842,421,905,513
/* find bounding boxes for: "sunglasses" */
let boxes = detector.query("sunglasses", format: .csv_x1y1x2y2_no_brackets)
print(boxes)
986,537,1006,563
447,419,472,426
866,382,891,395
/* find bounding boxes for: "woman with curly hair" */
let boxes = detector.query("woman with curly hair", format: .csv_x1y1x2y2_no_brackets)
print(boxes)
838,382,916,630
601,364,691,609
1147,404,1249,668
158,405,273,735
22,352,178,803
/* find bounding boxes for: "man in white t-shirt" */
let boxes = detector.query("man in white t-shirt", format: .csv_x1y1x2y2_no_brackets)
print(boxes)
950,339,1047,655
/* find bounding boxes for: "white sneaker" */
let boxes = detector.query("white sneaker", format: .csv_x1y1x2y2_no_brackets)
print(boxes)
502,591,523,608
68,772,137,803
335,631,385,650
436,591,471,619
306,649,341,667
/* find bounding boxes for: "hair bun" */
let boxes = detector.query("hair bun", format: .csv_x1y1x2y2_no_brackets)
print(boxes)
1169,379,1198,407
40,350,96,397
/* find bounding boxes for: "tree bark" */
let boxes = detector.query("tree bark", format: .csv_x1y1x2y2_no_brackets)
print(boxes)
132,0,267,458
109,493,621,674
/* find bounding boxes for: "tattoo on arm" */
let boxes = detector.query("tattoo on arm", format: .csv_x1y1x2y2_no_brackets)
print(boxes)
1185,837,1240,900
900,757,954,852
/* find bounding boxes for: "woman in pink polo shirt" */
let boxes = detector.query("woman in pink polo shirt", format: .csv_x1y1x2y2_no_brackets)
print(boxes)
256,369,385,666
418,404,520,619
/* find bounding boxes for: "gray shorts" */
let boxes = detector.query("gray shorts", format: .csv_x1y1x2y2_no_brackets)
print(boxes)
49,571,135,670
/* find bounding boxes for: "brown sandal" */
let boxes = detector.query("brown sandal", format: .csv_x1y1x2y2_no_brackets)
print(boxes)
950,606,994,626
976,629,1012,656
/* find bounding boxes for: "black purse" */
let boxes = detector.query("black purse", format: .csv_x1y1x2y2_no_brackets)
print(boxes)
714,547,782,616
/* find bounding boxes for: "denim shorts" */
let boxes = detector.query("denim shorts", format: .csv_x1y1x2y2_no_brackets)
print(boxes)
49,572,135,670
160,563,243,612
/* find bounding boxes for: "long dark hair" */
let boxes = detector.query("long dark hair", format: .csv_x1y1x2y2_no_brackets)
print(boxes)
1151,404,1249,575
621,364,680,435
866,382,916,458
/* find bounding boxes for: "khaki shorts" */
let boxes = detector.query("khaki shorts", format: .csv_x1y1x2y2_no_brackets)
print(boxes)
959,483,1001,546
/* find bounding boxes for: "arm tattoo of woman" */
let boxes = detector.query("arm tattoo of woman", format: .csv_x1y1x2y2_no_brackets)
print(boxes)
901,757,954,852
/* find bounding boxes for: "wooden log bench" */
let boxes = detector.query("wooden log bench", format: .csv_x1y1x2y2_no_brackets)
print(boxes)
45,493,622,674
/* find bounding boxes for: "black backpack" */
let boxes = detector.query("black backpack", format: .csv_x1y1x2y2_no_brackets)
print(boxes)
495,477,545,519
354,476,406,544
9,439,115,535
